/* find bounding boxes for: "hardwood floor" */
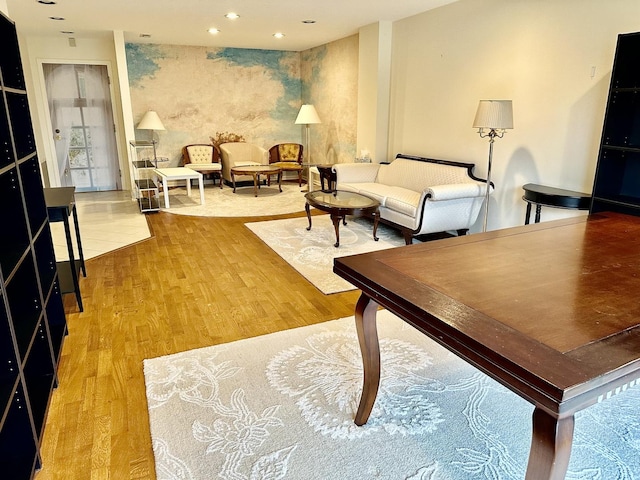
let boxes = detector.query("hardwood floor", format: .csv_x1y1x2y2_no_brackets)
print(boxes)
37,210,360,480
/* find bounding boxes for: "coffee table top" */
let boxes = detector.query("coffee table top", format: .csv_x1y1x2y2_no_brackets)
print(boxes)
231,165,281,174
305,190,379,212
154,167,202,179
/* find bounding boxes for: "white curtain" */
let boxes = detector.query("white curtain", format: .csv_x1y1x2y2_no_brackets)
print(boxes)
44,64,120,191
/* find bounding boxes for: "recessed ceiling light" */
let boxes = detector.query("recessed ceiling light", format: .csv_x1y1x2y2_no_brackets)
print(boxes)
60,31,74,34
208,28,220,35
225,13,239,19
139,33,151,38
273,33,285,39
37,0,57,4
302,20,316,24
49,16,65,20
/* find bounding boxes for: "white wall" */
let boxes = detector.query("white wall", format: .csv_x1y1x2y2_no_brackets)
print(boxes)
390,0,640,231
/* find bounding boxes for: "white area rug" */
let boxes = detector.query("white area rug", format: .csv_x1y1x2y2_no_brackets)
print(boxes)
144,310,640,480
245,216,408,294
159,183,308,217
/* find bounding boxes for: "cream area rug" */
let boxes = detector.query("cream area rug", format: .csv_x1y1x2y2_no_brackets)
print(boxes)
159,183,307,217
144,310,640,480
245,216,408,294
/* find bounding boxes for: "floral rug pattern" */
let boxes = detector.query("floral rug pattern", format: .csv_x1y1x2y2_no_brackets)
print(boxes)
144,311,640,480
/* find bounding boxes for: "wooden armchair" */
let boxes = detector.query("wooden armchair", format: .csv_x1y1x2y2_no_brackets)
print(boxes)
269,143,304,187
182,144,222,188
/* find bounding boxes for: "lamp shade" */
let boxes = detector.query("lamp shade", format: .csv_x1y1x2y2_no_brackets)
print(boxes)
473,100,513,129
137,110,166,130
295,104,321,125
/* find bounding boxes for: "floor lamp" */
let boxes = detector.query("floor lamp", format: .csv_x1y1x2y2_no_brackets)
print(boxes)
137,110,166,167
295,104,321,191
473,100,513,232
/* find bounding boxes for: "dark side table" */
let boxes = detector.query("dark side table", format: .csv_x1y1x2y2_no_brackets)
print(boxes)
315,164,336,192
44,187,86,312
522,183,591,225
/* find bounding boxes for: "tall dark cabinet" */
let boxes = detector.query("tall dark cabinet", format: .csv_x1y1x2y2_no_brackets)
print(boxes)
591,31,640,215
0,12,67,479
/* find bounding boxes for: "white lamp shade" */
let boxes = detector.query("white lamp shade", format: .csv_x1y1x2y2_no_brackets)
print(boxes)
138,110,166,130
473,100,513,129
295,104,321,125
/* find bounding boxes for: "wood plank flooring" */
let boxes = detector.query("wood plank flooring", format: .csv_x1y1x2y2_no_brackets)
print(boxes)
37,210,360,480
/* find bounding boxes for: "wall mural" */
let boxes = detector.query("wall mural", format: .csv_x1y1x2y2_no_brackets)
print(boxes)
125,36,357,166
301,35,358,165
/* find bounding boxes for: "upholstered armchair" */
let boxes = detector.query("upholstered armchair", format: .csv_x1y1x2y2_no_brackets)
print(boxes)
182,144,223,188
219,142,269,183
268,143,304,186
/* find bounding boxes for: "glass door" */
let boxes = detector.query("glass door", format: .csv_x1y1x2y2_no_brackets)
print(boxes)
43,63,121,191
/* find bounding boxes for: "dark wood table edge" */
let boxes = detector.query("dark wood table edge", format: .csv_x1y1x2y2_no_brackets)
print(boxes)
333,212,640,480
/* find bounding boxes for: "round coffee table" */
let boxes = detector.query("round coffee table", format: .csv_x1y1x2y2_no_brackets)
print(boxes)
230,165,282,197
305,190,380,247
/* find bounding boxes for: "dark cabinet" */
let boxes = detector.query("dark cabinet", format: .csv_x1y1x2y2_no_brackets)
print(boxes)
0,12,67,479
591,32,640,215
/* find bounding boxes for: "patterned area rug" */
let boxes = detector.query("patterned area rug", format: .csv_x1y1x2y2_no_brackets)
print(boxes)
144,311,640,480
158,183,308,217
245,216,408,294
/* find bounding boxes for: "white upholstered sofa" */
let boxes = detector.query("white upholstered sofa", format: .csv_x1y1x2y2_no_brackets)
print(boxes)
219,142,269,184
333,154,491,244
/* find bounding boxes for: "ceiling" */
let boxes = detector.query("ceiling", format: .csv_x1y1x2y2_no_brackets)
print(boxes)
6,0,457,51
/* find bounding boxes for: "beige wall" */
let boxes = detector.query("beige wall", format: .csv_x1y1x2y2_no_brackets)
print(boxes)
357,22,392,163
390,0,640,231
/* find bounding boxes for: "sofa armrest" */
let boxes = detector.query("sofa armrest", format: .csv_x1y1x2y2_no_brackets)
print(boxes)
334,163,381,184
425,182,491,201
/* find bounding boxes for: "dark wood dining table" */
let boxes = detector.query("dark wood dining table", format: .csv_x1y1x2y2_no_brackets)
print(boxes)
333,212,640,479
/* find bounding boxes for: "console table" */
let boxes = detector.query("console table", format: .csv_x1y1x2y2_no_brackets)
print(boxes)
44,187,86,312
522,183,591,224
334,212,640,479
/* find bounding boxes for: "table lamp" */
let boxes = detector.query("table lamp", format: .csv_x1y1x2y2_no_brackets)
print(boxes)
295,104,321,190
138,110,166,167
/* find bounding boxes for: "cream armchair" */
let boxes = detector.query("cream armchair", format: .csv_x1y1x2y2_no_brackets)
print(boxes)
182,144,222,188
219,142,269,183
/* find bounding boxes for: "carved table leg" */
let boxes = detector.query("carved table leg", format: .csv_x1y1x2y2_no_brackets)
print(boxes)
525,407,574,480
305,202,312,231
354,293,381,426
252,173,259,197
330,214,342,247
372,210,379,241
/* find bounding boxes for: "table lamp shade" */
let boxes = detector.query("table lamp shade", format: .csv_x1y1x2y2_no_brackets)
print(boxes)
138,110,166,131
473,100,513,129
295,104,321,125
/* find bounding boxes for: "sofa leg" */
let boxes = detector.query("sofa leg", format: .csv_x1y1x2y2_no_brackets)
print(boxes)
402,230,413,245
456,229,469,236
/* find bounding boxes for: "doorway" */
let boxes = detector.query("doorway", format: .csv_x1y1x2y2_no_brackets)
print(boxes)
43,63,121,191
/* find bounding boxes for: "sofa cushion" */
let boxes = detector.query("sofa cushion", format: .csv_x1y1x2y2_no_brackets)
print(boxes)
377,159,472,192
345,183,390,205
384,187,422,217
